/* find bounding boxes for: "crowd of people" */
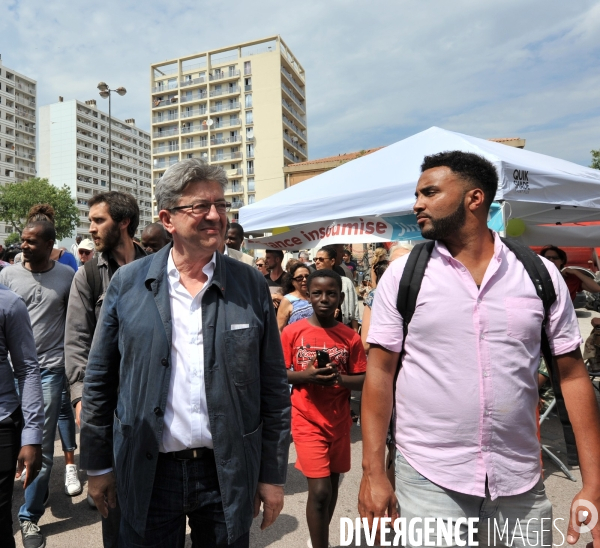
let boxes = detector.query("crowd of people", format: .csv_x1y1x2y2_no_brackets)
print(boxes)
0,152,600,548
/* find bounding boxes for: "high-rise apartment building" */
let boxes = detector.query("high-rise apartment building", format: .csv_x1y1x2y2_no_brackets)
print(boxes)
0,55,37,245
150,35,307,221
39,98,153,241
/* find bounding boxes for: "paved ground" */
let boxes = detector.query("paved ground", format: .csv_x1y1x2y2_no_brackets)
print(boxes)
12,309,600,547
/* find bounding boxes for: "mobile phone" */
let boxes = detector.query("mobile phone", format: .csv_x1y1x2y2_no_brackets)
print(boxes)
316,350,330,368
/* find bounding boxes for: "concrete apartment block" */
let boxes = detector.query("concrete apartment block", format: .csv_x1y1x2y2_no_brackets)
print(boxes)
150,35,307,221
39,98,153,244
0,55,37,245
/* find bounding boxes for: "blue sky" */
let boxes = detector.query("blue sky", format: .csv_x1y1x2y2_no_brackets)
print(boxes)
2,0,600,166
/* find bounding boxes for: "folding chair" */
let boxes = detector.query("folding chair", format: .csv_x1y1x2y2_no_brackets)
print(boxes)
539,399,577,482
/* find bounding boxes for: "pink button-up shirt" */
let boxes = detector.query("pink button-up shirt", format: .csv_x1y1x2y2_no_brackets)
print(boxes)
367,232,581,499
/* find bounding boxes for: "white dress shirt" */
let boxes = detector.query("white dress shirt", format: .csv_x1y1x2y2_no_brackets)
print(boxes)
87,250,217,475
161,250,216,452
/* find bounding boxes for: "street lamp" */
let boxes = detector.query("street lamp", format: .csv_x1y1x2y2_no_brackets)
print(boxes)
97,82,127,191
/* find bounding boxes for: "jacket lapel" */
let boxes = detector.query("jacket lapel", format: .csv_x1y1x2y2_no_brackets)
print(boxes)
145,244,173,347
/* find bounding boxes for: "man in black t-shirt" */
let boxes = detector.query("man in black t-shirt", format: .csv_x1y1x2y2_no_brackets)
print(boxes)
264,250,285,287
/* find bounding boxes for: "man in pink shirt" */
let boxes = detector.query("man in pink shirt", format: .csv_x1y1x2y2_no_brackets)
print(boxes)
358,151,600,547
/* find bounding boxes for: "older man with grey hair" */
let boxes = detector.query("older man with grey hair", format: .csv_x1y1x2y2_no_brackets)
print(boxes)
80,158,291,547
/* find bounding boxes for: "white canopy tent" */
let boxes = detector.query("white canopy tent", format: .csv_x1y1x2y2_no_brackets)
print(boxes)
239,127,600,249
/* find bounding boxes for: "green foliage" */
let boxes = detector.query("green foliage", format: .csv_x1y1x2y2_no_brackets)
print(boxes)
4,232,21,246
0,178,78,240
591,149,600,170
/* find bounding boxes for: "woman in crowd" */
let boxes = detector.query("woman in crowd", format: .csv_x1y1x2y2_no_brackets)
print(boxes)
277,262,313,332
369,247,388,289
361,260,389,354
540,245,600,302
255,257,268,276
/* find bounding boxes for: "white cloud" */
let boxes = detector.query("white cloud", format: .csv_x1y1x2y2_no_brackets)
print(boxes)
1,0,599,166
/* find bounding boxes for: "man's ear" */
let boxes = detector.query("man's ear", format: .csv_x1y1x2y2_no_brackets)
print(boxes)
158,210,175,235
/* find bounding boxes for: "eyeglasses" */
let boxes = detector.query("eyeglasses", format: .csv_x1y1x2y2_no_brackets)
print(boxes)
293,274,309,282
255,263,265,268
79,249,92,256
169,201,231,215
314,257,330,262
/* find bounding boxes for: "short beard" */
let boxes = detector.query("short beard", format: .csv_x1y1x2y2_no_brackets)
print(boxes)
95,225,122,252
421,197,467,240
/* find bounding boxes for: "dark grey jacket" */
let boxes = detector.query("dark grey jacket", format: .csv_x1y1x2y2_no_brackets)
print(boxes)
80,245,291,542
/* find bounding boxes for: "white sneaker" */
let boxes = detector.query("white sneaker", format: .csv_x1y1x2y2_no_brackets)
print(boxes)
64,464,83,496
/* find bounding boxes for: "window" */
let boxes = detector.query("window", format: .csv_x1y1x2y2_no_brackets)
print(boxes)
248,195,255,205
244,61,251,75
248,177,255,192
245,94,252,108
245,110,253,124
247,160,254,174
246,127,254,139
246,144,254,157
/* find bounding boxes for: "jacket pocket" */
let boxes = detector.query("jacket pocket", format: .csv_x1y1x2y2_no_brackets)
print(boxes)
243,421,263,512
113,411,132,497
224,326,260,385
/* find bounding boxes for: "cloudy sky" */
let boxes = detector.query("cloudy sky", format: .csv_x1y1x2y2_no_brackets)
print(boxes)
2,0,600,166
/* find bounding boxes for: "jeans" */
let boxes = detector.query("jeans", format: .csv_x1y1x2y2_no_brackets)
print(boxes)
395,451,553,547
0,407,22,548
18,368,65,523
119,451,250,548
57,378,77,452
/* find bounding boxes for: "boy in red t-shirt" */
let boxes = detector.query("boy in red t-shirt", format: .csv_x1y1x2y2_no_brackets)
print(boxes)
281,269,366,548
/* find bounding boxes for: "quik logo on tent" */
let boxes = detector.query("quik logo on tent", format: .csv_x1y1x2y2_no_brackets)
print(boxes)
513,169,530,193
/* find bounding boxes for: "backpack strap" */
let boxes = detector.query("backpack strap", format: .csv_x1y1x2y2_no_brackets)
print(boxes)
501,237,578,465
84,256,103,307
389,241,435,446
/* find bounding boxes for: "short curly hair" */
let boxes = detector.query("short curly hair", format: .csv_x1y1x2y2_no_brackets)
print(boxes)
421,151,498,210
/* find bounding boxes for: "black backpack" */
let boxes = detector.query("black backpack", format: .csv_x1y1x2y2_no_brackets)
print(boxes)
394,237,578,465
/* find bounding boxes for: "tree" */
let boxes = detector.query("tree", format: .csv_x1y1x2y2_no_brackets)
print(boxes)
592,149,600,170
0,178,78,240
4,232,21,246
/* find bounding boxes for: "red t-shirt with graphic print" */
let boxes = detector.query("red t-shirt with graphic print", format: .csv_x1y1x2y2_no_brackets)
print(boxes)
281,318,367,435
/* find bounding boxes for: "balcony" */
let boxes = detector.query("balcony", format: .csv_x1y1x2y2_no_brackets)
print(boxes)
281,100,306,125
281,67,306,98
182,139,208,150
210,151,242,162
15,95,36,108
181,123,209,134
281,82,305,113
15,109,36,122
153,127,179,138
209,102,240,114
181,90,207,103
15,136,35,148
209,69,240,81
213,118,241,129
152,112,178,123
210,135,241,146
225,184,244,195
209,85,240,98
153,157,179,169
152,81,178,93
231,199,245,210
244,85,252,92
284,149,301,163
247,167,255,175
282,115,306,139
15,150,36,161
283,133,307,156
180,75,206,87
153,144,179,155
181,107,207,118
152,97,178,108
228,168,243,177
